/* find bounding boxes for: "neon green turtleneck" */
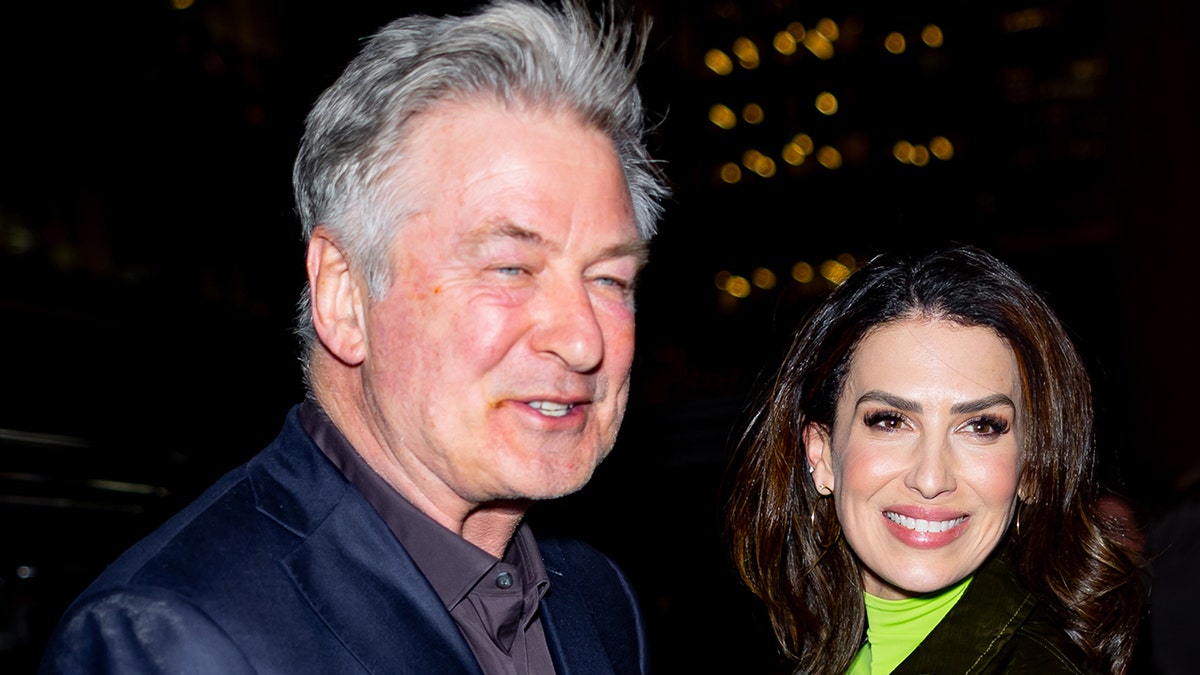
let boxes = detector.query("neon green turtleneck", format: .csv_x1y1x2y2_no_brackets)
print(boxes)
846,575,973,674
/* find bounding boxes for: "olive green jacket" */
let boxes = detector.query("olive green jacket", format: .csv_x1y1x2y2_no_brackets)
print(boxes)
889,554,1092,674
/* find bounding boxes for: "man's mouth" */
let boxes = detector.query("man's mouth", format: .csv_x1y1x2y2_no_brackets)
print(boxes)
528,401,576,418
885,511,966,533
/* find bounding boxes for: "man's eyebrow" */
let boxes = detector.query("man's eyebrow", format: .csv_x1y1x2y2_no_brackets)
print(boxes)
601,239,651,270
463,221,649,268
464,222,547,249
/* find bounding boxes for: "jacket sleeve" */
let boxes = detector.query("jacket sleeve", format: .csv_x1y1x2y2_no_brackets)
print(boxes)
39,587,257,675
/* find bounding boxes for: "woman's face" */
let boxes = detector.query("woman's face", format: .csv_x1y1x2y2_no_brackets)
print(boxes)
807,318,1023,599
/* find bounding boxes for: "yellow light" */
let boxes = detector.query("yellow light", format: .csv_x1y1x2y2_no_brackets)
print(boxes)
742,149,775,178
172,0,194,8
704,49,734,76
782,142,807,166
929,135,954,160
910,144,930,166
803,33,835,60
1002,9,1047,32
893,140,914,163
787,22,806,40
815,92,839,115
816,18,840,41
755,156,776,177
714,270,732,291
793,133,815,155
922,24,944,48
719,163,742,184
884,32,906,55
774,31,797,56
742,103,764,125
819,259,851,285
726,275,752,298
791,262,815,283
708,104,737,130
836,253,857,270
816,146,842,169
733,37,760,69
751,267,777,290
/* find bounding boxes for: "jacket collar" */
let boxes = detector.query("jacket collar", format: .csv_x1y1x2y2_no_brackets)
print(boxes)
893,553,1036,674
247,406,622,675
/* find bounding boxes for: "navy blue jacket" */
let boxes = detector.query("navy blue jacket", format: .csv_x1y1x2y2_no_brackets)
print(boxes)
40,407,649,674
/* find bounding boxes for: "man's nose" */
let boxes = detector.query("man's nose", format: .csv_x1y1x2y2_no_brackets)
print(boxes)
530,280,605,372
906,435,957,500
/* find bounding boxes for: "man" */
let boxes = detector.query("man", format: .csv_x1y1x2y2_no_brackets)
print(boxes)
40,1,667,672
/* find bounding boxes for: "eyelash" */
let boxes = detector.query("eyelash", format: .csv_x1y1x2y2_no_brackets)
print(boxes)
864,411,907,431
963,415,1010,436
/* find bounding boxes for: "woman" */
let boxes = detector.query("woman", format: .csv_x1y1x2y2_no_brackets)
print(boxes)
726,246,1144,674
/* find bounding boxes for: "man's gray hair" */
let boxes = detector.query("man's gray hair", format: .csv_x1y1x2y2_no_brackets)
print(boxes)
293,0,668,383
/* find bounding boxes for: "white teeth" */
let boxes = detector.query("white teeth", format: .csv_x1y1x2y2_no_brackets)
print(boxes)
528,401,573,417
885,512,965,533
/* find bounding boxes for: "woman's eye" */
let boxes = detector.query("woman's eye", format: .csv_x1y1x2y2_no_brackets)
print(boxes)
864,412,906,431
965,417,1010,436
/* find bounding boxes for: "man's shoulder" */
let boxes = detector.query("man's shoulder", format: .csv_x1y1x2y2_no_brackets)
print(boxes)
87,410,335,593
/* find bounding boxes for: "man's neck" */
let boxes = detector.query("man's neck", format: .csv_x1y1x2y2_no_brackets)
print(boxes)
313,380,527,558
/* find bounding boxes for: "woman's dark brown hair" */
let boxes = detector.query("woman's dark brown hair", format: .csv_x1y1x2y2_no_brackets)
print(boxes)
726,246,1145,674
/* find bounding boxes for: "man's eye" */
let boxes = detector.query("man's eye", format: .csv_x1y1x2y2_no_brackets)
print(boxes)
494,266,525,276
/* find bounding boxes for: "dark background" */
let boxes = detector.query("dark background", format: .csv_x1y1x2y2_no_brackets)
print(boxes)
1,0,1197,672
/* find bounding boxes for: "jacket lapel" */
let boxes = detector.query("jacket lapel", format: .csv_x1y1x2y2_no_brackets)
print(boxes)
540,571,614,675
282,492,485,675
250,412,483,675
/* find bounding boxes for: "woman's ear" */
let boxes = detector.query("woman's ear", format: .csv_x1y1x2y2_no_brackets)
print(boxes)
306,227,368,367
803,423,835,494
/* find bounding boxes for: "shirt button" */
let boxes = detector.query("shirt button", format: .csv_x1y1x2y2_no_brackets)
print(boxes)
495,571,514,589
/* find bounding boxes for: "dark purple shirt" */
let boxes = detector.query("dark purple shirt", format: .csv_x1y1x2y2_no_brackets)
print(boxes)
299,402,556,675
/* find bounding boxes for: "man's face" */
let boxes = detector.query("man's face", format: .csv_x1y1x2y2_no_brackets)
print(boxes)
359,101,643,517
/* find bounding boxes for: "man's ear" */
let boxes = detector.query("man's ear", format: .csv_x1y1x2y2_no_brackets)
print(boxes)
306,227,368,366
802,423,835,494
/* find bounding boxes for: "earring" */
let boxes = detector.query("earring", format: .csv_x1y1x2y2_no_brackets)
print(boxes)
816,484,832,496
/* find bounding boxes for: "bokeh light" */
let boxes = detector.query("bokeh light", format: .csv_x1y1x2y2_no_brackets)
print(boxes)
816,145,842,169
704,49,734,75
733,37,760,69
930,136,954,160
774,31,797,56
922,24,945,48
884,32,906,55
725,275,751,298
791,262,815,283
708,104,737,129
815,92,839,115
820,259,851,285
742,103,764,124
751,267,777,290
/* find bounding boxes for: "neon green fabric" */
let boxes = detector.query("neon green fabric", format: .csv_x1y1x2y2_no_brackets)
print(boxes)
846,576,973,674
